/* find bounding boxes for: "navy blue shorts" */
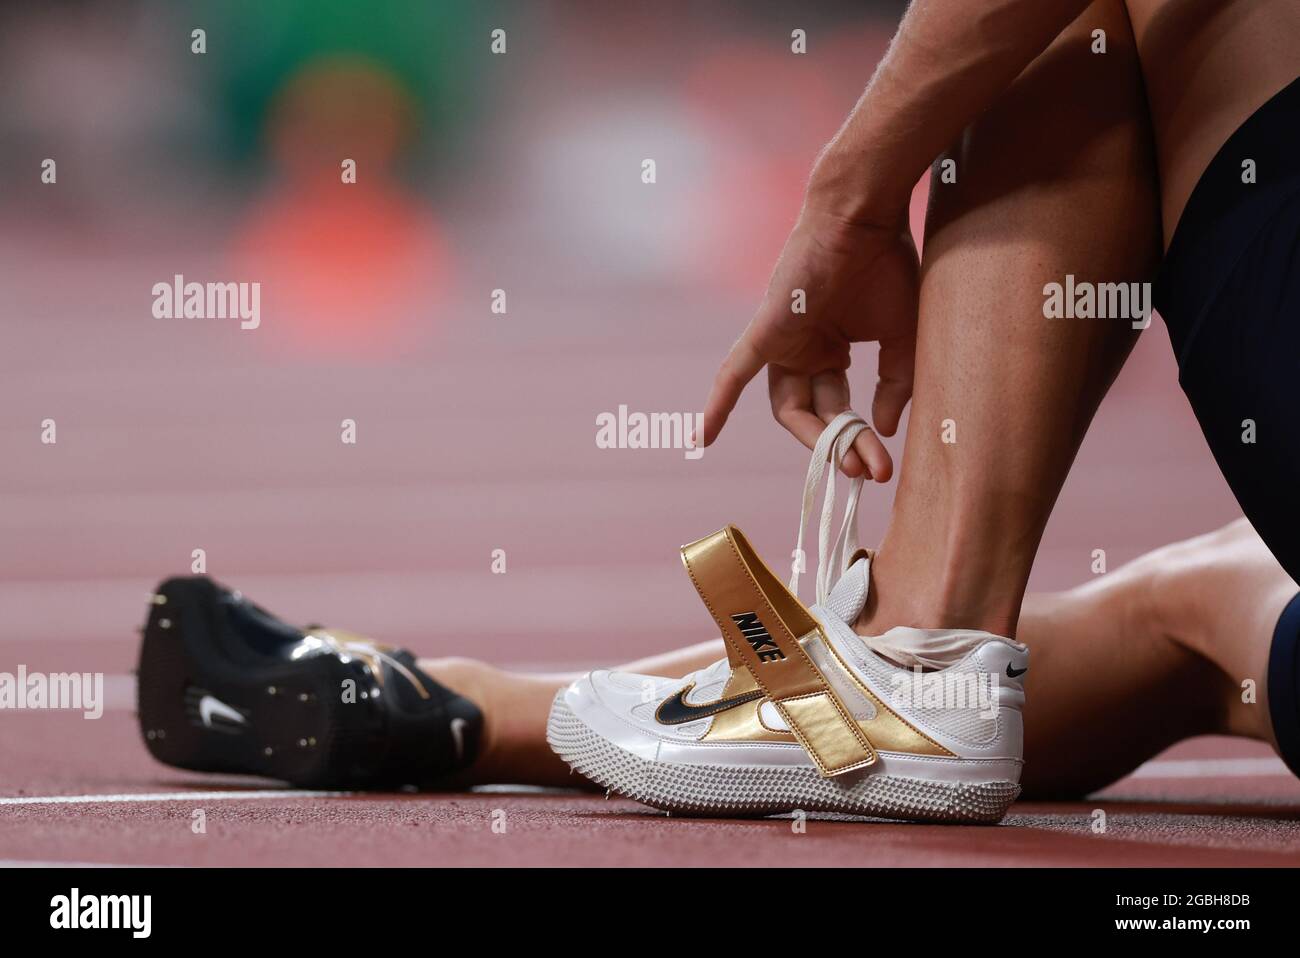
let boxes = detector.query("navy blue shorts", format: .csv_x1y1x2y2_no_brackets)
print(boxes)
1270,591,1300,777
1153,75,1300,582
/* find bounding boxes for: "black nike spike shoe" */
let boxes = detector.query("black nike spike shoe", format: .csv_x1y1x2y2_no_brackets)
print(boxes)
136,576,483,789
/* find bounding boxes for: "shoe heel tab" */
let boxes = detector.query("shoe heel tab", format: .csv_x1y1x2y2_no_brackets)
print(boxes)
974,642,1030,691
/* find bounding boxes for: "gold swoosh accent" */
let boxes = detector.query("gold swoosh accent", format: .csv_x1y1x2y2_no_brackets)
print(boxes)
702,663,952,756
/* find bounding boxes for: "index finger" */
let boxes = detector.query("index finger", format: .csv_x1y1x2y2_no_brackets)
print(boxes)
700,336,764,447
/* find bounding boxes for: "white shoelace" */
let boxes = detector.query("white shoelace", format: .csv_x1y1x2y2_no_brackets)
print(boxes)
787,411,1004,669
789,410,871,606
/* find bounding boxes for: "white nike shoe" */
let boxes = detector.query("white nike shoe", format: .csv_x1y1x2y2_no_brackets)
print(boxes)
547,412,1027,823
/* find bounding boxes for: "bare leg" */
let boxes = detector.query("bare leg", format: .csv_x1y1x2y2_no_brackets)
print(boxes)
422,642,725,788
859,1,1162,639
1020,519,1295,797
421,520,1297,794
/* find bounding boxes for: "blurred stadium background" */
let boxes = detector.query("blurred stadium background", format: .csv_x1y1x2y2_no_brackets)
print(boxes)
0,0,1239,693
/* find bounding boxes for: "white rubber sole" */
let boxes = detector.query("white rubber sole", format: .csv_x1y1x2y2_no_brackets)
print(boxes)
546,694,1020,823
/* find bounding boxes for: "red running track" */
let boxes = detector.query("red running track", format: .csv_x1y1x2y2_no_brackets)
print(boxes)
2,705,1299,867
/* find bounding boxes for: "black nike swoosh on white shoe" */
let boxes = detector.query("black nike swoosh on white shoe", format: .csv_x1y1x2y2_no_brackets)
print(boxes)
655,686,765,725
1006,663,1028,678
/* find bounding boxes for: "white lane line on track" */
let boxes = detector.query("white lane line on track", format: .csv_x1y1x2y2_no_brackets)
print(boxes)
1131,757,1290,779
3,760,1289,808
0,859,148,868
0,790,352,806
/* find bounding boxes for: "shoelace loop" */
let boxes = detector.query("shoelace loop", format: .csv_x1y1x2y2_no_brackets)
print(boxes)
789,410,871,606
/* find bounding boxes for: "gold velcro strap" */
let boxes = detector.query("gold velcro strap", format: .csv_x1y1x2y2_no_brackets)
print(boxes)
680,526,876,777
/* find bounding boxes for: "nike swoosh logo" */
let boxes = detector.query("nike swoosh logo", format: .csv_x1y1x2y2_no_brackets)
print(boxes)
449,717,467,761
1005,663,1028,678
655,686,765,725
198,694,246,728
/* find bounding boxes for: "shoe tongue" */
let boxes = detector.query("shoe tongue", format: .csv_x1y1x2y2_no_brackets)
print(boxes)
685,657,732,695
822,554,871,625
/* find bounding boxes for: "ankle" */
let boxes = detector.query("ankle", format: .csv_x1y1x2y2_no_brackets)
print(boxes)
854,553,1022,638
855,602,1018,640
419,656,504,772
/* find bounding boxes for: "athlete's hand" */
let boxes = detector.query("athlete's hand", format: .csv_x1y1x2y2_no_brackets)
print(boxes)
701,207,919,480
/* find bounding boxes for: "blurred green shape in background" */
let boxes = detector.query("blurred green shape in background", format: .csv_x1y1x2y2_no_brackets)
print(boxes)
199,0,486,168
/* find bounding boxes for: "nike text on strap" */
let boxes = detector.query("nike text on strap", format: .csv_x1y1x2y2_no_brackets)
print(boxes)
680,525,877,777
